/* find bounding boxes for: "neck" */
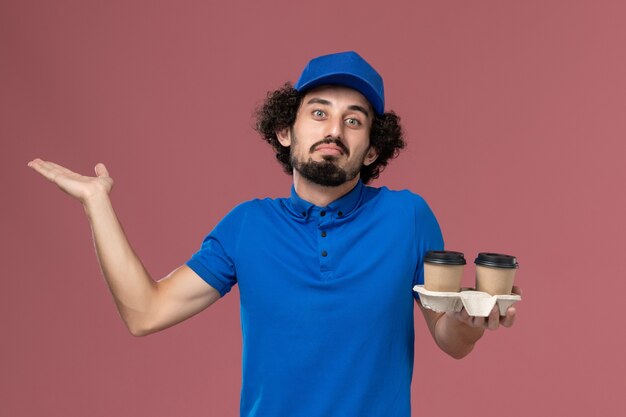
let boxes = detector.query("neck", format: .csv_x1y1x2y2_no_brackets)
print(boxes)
293,171,360,207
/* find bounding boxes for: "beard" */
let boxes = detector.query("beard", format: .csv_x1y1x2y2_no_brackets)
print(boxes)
293,157,354,187
290,133,365,187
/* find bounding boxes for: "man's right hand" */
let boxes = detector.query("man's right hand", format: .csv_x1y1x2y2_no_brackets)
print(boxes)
27,158,113,205
27,158,221,336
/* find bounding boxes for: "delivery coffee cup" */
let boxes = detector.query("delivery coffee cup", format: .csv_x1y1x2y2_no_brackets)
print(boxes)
423,250,466,292
474,252,519,295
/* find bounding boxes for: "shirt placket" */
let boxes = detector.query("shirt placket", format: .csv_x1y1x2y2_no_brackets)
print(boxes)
316,208,334,280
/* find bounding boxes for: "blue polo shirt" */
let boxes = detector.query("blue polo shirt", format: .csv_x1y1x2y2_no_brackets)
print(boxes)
187,180,443,417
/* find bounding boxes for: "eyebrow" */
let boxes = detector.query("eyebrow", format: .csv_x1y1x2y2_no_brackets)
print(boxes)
306,98,371,119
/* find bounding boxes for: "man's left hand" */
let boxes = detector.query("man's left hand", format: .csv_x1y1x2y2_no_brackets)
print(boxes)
446,285,522,330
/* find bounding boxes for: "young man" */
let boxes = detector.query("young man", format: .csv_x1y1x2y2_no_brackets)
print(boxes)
29,51,518,417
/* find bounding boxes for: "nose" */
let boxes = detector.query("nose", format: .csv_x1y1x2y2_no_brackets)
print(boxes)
324,115,343,140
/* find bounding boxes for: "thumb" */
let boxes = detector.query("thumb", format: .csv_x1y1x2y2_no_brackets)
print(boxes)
94,163,110,177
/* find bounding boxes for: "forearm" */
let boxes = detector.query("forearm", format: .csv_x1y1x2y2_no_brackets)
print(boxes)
83,192,157,334
434,313,485,359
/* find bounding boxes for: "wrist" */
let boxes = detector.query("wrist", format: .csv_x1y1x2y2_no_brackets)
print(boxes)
82,190,112,216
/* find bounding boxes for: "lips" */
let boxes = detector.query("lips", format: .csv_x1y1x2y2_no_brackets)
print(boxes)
315,144,344,155
310,139,349,156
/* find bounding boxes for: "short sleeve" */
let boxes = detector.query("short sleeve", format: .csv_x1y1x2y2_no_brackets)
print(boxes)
412,195,444,299
186,203,249,297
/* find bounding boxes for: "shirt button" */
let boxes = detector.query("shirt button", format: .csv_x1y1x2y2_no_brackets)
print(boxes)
321,250,328,257
320,211,326,217
321,231,327,237
338,211,343,217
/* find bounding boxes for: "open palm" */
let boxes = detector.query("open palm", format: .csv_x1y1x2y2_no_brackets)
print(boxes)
28,158,114,204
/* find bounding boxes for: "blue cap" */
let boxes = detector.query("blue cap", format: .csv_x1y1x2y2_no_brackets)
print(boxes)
294,51,385,115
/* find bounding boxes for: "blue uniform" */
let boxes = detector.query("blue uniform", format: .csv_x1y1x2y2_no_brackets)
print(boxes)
187,181,444,417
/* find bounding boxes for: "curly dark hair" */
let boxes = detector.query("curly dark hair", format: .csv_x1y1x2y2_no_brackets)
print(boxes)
254,83,406,184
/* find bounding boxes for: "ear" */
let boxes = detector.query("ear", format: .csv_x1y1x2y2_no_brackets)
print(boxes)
363,146,379,166
276,127,291,147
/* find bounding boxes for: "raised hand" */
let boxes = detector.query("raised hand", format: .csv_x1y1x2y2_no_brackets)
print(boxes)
27,158,114,205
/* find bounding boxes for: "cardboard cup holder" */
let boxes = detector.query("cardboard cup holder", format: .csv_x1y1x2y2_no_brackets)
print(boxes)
413,285,521,317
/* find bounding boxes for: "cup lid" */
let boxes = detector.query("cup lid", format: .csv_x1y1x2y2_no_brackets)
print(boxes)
474,252,519,269
424,250,467,265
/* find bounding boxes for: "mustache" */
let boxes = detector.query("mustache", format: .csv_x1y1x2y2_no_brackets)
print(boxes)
309,138,349,156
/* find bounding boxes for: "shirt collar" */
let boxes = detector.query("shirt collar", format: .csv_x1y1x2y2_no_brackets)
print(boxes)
289,180,365,219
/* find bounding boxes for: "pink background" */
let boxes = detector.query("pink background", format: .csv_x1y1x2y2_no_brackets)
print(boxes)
2,1,625,416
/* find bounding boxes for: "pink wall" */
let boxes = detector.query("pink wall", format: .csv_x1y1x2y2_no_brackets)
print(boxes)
2,1,625,416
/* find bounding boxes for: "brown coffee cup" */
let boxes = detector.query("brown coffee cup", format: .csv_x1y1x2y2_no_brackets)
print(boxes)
474,253,519,295
423,250,466,292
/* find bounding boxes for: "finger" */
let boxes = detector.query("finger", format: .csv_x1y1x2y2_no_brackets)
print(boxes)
472,315,486,328
27,158,47,170
461,309,484,328
28,159,66,182
29,159,72,176
512,285,522,296
461,312,482,328
43,160,82,177
27,158,43,167
30,159,63,172
95,163,109,177
487,306,500,330
449,309,474,327
456,308,486,328
446,310,461,322
501,306,516,328
459,307,471,323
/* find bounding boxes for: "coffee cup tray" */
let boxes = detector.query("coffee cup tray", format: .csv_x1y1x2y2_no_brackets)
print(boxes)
413,285,521,317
